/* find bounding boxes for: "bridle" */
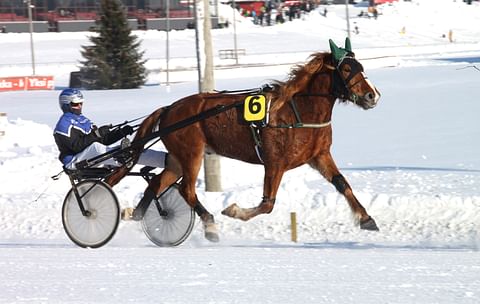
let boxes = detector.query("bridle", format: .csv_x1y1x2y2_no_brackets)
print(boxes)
331,55,367,103
296,54,366,104
266,55,369,131
248,54,371,163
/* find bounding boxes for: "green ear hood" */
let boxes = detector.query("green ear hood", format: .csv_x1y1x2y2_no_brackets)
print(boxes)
344,37,352,52
329,37,353,62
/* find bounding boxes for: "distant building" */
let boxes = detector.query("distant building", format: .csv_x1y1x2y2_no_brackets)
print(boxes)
0,0,221,32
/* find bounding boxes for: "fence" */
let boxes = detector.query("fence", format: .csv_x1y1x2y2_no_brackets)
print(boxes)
219,49,246,60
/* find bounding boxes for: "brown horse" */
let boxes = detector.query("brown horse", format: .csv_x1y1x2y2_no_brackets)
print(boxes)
107,38,381,242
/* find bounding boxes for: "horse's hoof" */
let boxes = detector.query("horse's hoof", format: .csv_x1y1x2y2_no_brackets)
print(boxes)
205,231,220,243
221,203,238,218
360,216,379,231
203,220,220,242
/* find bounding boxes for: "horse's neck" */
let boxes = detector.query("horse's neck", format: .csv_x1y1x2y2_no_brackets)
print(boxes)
300,94,333,115
297,75,335,118
270,69,335,122
271,94,333,126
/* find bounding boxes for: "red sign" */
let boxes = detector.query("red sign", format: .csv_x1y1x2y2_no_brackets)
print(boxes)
0,76,54,92
25,76,54,90
0,77,25,92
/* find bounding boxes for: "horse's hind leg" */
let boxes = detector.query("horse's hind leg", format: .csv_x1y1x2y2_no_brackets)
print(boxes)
309,153,379,231
177,151,219,242
132,154,183,220
192,197,219,242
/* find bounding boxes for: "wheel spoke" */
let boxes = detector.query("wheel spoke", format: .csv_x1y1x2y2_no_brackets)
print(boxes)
62,180,119,248
142,184,194,246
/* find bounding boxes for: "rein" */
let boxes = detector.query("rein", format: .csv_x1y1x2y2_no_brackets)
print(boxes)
73,102,245,169
111,114,149,130
214,87,264,95
139,101,244,146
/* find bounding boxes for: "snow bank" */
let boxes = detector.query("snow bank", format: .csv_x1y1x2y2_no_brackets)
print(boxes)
1,119,479,248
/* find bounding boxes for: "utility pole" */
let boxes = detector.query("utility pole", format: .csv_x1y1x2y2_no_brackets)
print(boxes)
345,0,351,40
26,0,36,75
195,0,222,192
202,0,214,93
193,0,202,91
165,0,170,89
231,0,239,64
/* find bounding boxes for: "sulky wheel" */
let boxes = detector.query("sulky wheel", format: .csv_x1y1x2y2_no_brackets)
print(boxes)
142,184,195,247
62,180,120,248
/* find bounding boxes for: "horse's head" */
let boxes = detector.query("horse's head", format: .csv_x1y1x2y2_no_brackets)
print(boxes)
329,38,381,110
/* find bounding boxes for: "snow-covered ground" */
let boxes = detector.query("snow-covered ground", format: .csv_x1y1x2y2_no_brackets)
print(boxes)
1,0,480,303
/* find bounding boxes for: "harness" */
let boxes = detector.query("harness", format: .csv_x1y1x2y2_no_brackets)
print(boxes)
249,56,364,163
99,56,365,166
248,95,332,163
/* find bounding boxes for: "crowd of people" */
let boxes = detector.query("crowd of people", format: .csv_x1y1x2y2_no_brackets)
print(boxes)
237,0,317,26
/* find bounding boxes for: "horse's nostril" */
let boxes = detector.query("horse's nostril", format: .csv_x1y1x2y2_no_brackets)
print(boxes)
365,92,374,102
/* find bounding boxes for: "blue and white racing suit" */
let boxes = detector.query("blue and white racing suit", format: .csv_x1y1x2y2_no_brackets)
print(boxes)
53,112,165,169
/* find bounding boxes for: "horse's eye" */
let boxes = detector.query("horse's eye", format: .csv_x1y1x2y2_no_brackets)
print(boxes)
343,65,352,73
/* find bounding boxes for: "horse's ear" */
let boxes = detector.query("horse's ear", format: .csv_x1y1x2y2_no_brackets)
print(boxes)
329,39,341,62
345,37,352,52
329,39,337,51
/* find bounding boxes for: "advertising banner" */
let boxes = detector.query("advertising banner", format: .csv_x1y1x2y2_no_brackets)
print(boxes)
0,76,54,92
0,77,25,92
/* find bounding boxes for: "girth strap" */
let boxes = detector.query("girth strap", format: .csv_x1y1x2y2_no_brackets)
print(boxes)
268,99,331,129
249,123,264,163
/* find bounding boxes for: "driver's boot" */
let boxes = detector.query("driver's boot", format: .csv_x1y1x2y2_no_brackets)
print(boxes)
132,188,157,221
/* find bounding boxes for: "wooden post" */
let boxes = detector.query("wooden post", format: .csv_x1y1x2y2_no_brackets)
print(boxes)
204,151,222,192
0,112,7,137
200,0,222,192
290,212,297,242
448,30,453,43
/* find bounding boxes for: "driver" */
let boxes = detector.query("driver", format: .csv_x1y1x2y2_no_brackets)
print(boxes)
53,88,170,220
53,88,166,170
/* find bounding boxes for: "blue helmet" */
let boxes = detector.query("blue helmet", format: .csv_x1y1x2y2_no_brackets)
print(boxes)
59,88,84,113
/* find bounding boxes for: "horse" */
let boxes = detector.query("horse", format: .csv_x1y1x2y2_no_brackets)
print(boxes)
106,38,381,242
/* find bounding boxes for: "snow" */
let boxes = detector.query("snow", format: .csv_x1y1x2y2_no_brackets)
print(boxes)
1,0,480,303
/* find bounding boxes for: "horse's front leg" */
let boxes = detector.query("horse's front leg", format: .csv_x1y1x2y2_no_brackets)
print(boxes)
222,168,284,221
310,153,379,231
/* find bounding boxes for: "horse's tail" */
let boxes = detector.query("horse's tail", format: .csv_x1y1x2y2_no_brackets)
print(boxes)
132,106,167,151
105,107,167,187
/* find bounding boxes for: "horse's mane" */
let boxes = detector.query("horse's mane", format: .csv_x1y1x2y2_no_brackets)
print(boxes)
269,52,330,113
